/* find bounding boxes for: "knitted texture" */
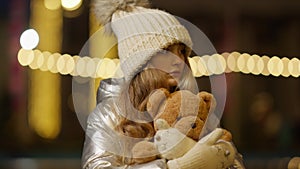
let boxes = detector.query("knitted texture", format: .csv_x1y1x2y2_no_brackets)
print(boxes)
110,7,193,81
154,126,197,160
167,128,236,169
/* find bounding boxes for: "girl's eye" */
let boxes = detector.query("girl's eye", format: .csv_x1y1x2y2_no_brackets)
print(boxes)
179,46,186,55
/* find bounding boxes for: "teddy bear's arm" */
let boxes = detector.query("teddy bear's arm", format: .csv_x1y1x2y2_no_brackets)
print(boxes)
147,88,170,118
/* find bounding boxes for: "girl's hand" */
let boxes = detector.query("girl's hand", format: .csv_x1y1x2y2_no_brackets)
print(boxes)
167,128,236,169
154,119,196,160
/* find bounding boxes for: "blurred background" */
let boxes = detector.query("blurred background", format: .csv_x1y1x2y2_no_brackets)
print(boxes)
0,0,299,168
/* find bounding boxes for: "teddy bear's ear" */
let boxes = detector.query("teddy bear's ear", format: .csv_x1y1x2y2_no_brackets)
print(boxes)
147,88,170,118
198,92,217,109
155,119,170,130
197,91,217,120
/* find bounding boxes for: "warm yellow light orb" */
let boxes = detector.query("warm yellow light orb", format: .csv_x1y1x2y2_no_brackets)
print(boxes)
61,0,82,11
281,57,290,77
238,53,251,74
261,56,270,76
207,54,226,75
217,54,226,74
288,58,300,78
29,50,43,70
188,57,198,77
44,0,61,10
86,58,97,77
104,58,116,78
40,51,51,71
227,52,240,72
96,59,106,78
256,57,264,75
64,54,75,74
47,53,61,73
20,29,39,50
71,55,80,76
190,56,202,77
268,56,283,77
200,55,210,76
91,58,101,78
76,57,89,77
247,55,255,74
221,52,231,73
57,54,73,75
18,49,35,66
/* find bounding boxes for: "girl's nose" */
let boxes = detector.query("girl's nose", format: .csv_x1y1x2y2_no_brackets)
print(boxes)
172,54,183,65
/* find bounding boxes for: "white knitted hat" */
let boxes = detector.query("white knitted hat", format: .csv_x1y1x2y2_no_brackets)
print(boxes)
93,0,193,81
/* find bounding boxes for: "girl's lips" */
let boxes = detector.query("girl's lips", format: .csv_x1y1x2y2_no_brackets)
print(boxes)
169,71,181,77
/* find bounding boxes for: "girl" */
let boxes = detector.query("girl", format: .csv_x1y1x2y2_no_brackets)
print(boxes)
82,0,243,168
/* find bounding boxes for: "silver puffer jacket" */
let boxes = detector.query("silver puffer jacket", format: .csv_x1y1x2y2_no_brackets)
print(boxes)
81,78,227,169
81,78,167,169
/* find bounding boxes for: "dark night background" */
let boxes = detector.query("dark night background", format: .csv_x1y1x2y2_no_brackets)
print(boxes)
0,0,299,168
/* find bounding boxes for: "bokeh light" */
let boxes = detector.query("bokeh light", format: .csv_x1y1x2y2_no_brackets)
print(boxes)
17,48,34,66
86,58,96,77
47,53,61,73
105,58,117,78
250,54,264,75
221,52,231,73
40,51,51,71
238,53,251,74
281,57,290,77
17,49,300,79
44,0,61,10
61,0,82,11
189,56,201,77
20,29,39,50
227,51,240,72
268,56,283,77
201,55,210,76
76,57,86,77
261,55,270,76
57,54,74,75
288,58,300,77
28,49,44,70
207,54,226,75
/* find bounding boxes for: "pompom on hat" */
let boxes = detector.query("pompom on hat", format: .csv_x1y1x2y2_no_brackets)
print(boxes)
92,0,193,81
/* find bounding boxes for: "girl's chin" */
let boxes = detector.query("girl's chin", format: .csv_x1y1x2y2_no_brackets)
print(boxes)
170,76,182,84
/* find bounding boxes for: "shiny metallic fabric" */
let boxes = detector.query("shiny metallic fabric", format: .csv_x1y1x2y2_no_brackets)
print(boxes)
82,78,167,168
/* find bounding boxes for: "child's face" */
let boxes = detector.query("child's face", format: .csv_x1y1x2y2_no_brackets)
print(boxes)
148,44,186,82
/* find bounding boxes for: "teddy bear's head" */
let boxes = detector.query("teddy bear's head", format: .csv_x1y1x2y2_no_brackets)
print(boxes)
147,88,216,141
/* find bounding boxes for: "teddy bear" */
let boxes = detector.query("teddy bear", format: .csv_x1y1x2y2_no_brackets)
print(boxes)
147,88,215,140
130,88,232,164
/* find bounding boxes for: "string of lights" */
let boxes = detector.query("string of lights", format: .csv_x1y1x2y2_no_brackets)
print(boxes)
18,48,300,78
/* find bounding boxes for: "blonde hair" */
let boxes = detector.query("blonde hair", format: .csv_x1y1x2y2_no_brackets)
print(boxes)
116,68,177,137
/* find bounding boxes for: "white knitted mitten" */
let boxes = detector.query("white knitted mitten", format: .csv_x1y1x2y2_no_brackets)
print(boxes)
154,119,197,160
167,128,236,169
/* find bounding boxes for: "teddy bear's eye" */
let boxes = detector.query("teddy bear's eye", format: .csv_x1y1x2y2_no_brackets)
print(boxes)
191,123,197,129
